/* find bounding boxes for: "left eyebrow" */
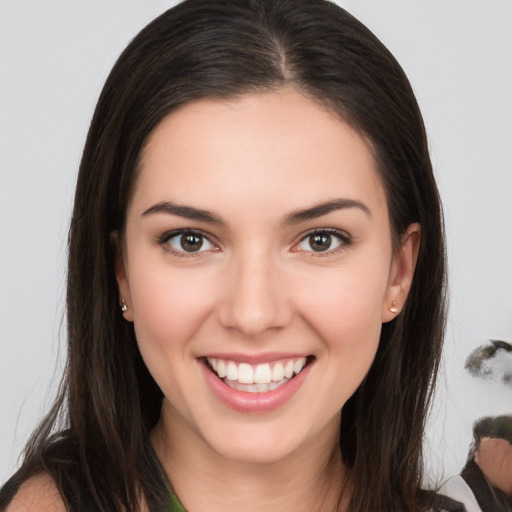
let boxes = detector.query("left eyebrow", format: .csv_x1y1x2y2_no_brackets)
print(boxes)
283,198,372,226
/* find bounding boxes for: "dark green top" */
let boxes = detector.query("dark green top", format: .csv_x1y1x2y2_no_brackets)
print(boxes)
161,471,186,512
165,489,187,512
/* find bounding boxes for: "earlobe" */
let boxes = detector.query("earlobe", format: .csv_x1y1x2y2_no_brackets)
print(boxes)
382,223,421,323
111,230,134,322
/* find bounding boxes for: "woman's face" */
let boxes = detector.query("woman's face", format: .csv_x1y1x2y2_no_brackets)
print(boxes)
117,88,419,464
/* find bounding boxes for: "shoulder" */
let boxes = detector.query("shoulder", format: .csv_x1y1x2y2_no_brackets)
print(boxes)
430,490,467,512
438,475,481,512
4,473,66,512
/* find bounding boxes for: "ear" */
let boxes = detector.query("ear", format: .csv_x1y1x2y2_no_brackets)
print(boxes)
382,223,421,323
111,231,134,322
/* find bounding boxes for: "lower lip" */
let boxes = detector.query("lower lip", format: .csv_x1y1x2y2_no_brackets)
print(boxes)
200,359,311,413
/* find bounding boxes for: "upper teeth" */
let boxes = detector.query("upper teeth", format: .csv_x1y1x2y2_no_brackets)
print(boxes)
207,357,307,385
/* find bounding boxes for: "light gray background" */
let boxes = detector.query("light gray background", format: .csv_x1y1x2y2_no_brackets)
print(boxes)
1,0,511,486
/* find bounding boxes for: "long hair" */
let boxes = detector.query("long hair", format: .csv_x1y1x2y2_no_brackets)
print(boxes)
0,1,447,510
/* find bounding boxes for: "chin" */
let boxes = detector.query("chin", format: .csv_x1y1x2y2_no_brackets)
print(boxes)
214,441,295,465
202,424,305,465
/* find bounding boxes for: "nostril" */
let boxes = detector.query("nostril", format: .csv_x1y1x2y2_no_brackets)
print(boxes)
216,266,293,336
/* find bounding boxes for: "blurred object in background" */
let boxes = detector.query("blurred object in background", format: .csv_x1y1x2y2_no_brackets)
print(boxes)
465,340,512,386
440,415,512,512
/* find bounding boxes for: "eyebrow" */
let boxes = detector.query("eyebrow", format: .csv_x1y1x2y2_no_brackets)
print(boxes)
283,198,372,225
142,201,225,225
142,197,371,226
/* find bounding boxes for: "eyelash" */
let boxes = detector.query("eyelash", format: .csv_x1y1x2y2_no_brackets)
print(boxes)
158,229,218,259
294,228,352,256
157,227,352,258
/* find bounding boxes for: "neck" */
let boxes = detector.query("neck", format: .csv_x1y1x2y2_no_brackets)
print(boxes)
151,405,350,512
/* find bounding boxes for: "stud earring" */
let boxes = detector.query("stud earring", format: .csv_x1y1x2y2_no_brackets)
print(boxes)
121,299,128,313
389,301,399,314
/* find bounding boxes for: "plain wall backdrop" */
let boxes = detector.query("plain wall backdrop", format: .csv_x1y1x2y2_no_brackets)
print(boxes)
1,0,511,486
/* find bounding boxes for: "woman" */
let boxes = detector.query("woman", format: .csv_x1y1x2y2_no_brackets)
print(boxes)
0,0,455,510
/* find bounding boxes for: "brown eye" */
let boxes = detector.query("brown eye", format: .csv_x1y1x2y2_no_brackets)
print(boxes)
164,231,216,254
309,233,332,252
180,233,203,252
296,229,349,253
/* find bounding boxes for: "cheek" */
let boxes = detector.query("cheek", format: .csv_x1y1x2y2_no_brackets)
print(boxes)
128,265,220,415
129,265,217,354
299,262,388,333
294,260,388,373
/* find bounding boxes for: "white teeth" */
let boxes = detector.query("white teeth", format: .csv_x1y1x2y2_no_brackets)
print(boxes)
238,363,254,384
254,363,272,384
224,378,290,393
206,356,309,389
256,382,269,392
226,361,238,381
294,357,307,374
217,360,226,378
272,363,284,381
269,380,284,391
284,360,294,378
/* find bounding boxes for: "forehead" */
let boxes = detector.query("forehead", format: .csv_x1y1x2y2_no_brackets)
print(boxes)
133,88,387,219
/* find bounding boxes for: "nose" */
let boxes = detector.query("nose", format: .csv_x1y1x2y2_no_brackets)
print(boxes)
217,251,293,338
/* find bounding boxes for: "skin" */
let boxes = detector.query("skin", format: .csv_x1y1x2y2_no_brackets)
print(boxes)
475,437,512,495
5,474,67,512
116,87,420,511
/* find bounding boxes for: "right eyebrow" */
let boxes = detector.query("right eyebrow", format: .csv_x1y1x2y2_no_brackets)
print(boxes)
142,201,226,226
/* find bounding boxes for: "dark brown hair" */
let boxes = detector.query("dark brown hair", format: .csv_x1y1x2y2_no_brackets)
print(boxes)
472,415,512,446
0,1,447,510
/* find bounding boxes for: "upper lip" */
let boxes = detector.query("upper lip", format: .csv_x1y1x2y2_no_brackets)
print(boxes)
200,352,311,364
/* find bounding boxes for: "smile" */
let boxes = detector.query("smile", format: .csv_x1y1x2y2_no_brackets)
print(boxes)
206,357,308,393
200,354,313,412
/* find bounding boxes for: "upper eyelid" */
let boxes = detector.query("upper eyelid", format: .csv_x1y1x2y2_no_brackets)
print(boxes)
158,230,219,258
293,227,352,254
159,228,218,244
297,227,351,241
